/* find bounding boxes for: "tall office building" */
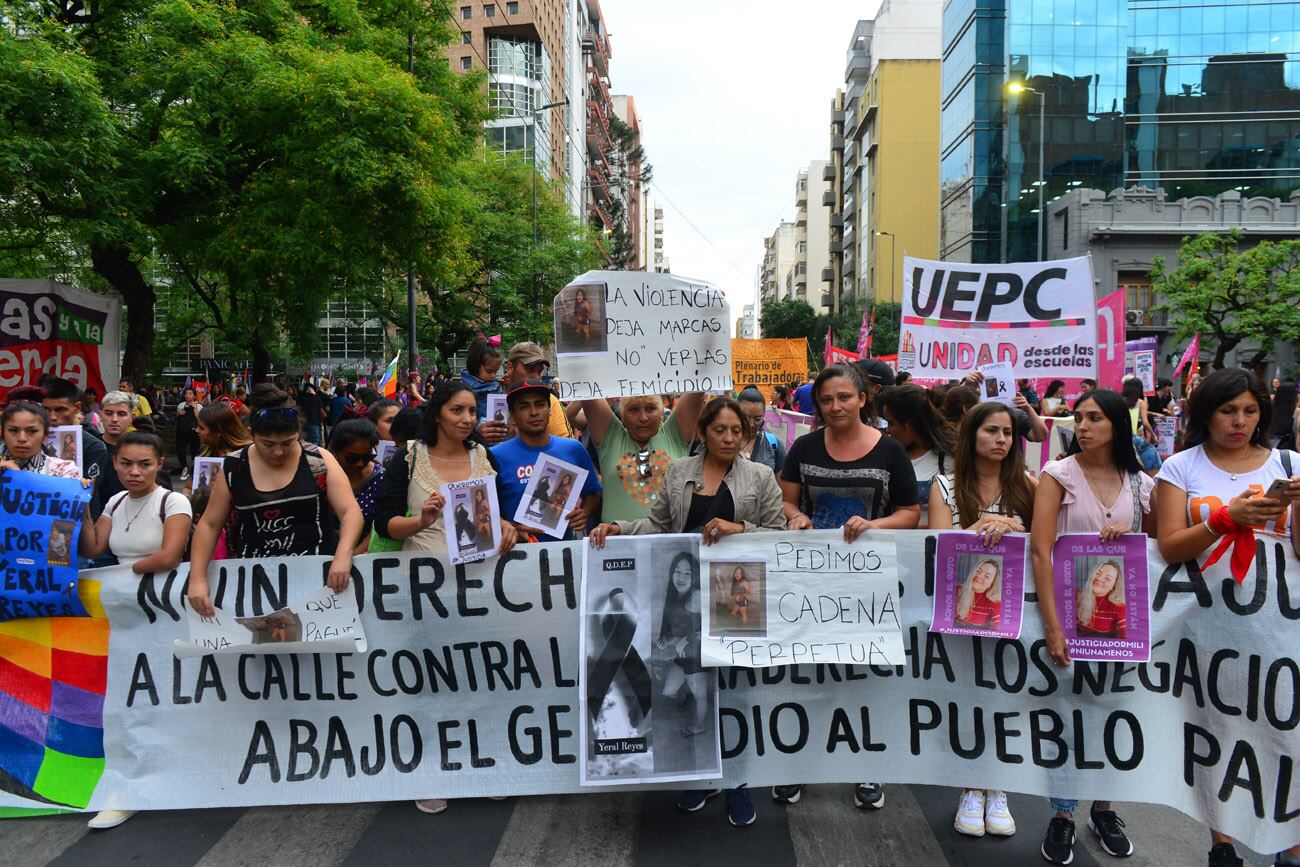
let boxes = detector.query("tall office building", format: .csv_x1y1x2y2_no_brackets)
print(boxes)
843,1,943,304
940,0,1300,263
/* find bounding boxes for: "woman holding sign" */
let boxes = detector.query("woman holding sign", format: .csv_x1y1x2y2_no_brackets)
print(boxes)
590,397,783,828
0,401,81,479
373,380,517,814
776,363,919,813
1153,368,1300,867
928,401,1036,838
1030,389,1153,865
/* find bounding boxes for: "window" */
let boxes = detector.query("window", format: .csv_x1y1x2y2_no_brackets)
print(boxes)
461,56,472,70
461,32,472,44
460,5,471,18
507,1,518,13
484,3,495,16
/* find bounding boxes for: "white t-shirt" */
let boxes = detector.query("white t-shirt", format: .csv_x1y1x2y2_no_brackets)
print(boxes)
1156,445,1293,537
106,488,193,567
912,449,943,526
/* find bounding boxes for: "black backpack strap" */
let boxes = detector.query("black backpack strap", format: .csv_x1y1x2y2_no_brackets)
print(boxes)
1282,449,1293,478
158,490,173,522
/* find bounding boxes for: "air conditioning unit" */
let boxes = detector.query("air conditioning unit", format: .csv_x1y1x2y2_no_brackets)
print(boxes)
1125,310,1141,325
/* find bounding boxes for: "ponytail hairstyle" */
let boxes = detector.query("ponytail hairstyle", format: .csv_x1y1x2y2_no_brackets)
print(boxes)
883,384,957,460
811,364,872,426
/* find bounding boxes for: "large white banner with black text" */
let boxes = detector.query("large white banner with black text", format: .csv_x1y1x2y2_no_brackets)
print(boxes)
0,534,1294,853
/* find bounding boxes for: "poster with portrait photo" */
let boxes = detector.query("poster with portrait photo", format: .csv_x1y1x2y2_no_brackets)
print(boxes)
44,425,83,472
192,457,225,492
174,585,366,658
485,394,514,432
375,439,397,469
46,520,76,568
705,559,767,638
553,282,608,356
514,453,587,538
931,532,1026,639
441,477,502,565
579,534,721,787
977,361,1016,407
1054,533,1150,662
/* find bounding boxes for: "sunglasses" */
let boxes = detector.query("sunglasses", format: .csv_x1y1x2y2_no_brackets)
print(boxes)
342,451,376,466
634,449,654,480
253,407,299,424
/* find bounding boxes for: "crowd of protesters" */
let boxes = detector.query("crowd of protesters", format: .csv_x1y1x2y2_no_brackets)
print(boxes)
1,349,1297,867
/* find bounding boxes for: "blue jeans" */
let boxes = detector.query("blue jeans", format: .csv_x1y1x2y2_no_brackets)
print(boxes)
304,424,322,445
1051,797,1110,814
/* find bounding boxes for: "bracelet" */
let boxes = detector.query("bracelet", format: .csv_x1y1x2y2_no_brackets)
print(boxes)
1206,505,1239,538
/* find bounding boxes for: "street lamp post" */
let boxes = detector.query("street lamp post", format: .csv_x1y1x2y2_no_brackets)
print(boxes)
532,99,570,247
406,25,418,373
1007,82,1045,260
875,230,896,310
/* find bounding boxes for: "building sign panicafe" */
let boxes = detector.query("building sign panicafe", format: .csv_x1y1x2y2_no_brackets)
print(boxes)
898,256,1099,380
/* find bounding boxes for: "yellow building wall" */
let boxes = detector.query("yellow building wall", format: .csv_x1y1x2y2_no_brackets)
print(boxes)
866,59,940,305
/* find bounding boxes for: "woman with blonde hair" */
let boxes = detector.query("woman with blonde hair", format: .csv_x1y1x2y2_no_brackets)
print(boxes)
1075,560,1125,637
954,558,1002,629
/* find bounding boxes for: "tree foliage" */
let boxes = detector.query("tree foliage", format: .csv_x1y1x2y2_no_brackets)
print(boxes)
604,112,651,270
0,0,601,380
1151,231,1300,369
760,297,900,366
760,299,817,341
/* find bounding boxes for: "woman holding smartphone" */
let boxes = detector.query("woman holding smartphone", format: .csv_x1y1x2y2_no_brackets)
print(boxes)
1154,368,1300,867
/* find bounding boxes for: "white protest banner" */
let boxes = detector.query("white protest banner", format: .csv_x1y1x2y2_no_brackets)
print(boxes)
2,537,1298,854
976,361,1016,406
174,586,365,659
441,477,501,565
579,536,721,786
553,271,731,400
898,256,1098,380
0,278,122,403
699,532,904,668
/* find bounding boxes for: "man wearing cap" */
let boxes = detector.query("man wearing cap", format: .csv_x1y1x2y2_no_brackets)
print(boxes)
491,379,601,542
481,342,573,445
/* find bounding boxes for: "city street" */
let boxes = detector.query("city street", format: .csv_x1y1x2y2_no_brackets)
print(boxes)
1,785,1277,866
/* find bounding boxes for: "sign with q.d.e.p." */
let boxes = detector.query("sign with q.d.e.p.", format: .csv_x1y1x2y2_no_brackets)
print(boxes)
897,256,1098,380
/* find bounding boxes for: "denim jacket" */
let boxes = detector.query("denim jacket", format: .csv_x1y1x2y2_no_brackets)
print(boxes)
614,452,786,537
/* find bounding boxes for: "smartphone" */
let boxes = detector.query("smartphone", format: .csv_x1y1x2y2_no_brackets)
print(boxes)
1264,478,1291,502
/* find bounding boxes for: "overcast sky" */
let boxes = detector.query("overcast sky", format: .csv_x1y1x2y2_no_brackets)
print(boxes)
604,1,879,313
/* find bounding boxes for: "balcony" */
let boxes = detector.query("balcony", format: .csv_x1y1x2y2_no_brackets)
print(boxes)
831,109,845,124
796,187,807,206
822,164,835,181
829,240,843,254
821,190,835,207
822,293,834,308
846,49,869,81
830,214,843,228
796,212,807,227
831,134,844,151
1127,308,1171,328
821,268,834,282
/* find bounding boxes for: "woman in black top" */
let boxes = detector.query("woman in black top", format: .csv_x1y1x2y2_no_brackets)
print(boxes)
188,384,363,617
175,387,202,480
777,363,920,811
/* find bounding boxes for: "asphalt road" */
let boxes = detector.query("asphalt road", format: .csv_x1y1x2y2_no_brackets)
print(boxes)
0,784,1280,866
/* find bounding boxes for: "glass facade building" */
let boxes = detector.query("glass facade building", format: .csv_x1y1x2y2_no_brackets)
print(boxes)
941,0,1300,263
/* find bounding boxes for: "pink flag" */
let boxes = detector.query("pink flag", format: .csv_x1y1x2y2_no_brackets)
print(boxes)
1172,333,1200,379
823,325,833,366
856,306,873,357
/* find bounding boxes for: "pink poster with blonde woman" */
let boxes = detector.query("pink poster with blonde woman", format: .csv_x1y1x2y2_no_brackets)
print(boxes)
1053,533,1151,662
931,532,1026,639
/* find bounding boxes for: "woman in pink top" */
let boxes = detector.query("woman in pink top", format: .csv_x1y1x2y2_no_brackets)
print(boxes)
1030,389,1153,866
0,401,81,479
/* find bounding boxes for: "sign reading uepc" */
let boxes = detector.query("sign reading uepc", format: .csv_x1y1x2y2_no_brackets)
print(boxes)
898,256,1099,380
1,535,1296,854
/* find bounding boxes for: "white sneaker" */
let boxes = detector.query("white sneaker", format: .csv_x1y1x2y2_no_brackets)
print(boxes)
983,789,1016,836
414,798,447,814
954,789,986,837
87,809,136,829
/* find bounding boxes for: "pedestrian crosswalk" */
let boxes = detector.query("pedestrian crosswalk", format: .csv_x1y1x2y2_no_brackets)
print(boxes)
2,785,1278,866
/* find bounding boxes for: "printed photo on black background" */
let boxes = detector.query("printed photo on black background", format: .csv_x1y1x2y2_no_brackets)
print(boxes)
707,559,767,638
554,283,608,356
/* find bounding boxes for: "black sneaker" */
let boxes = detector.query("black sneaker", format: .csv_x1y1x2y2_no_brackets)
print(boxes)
1041,816,1076,865
1208,843,1243,867
1089,806,1134,857
853,782,885,810
771,784,802,805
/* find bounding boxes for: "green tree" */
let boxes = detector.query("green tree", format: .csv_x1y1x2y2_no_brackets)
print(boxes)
1,0,488,381
604,113,651,270
760,298,817,340
1151,231,1300,369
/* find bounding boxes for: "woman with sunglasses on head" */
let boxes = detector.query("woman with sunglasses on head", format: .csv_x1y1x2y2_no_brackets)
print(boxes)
735,386,786,473
775,363,920,812
188,384,364,618
1030,389,1154,865
590,397,783,828
928,401,1036,840
373,379,517,815
1153,368,1300,867
328,419,386,554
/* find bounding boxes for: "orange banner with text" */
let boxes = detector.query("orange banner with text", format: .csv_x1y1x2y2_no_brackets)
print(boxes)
731,338,808,401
